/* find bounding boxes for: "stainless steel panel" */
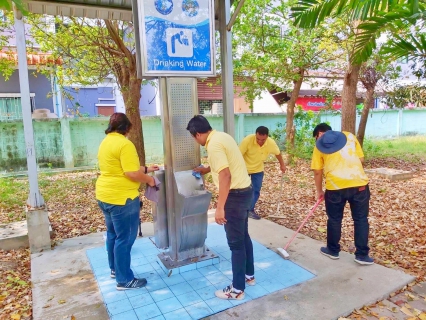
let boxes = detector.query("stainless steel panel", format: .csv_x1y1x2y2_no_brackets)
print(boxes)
152,170,169,249
159,77,178,260
167,78,200,171
158,77,212,264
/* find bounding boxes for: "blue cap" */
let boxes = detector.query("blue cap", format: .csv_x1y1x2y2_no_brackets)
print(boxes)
316,131,347,154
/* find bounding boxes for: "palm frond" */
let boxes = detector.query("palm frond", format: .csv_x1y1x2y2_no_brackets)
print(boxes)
291,0,343,28
382,34,426,61
351,8,418,63
0,0,27,13
292,0,419,28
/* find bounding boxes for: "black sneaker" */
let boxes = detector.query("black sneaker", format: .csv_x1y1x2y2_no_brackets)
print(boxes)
110,270,115,278
320,247,339,260
248,210,261,220
354,255,374,265
116,278,147,290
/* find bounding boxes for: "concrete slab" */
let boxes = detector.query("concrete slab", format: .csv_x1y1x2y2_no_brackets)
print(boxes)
31,219,415,320
31,224,154,320
210,219,415,320
365,168,415,181
0,220,28,250
0,219,53,250
87,224,315,319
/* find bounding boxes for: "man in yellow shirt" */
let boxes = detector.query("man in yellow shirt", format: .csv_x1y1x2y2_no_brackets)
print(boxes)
311,123,373,265
187,115,255,301
239,126,286,219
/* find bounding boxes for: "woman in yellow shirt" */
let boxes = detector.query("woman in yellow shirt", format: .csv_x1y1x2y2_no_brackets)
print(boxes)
96,113,158,290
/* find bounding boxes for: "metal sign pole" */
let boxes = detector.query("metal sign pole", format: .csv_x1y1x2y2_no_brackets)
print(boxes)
14,7,44,208
219,0,235,137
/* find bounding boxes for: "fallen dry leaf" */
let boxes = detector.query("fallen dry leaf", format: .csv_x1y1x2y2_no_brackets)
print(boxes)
1,158,426,320
400,306,414,317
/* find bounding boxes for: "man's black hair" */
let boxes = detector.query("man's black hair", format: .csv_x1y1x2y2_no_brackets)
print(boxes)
256,126,269,136
186,115,213,137
313,123,332,137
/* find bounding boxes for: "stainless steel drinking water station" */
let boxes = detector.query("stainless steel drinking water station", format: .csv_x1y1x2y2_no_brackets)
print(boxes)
152,78,218,273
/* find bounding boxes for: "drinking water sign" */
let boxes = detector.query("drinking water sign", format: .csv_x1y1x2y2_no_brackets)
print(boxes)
138,0,215,76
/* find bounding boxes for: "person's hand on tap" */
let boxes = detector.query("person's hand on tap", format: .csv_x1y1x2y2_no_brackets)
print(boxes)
147,165,160,173
193,165,211,175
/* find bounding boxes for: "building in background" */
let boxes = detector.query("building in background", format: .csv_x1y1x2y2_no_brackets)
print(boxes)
197,76,252,114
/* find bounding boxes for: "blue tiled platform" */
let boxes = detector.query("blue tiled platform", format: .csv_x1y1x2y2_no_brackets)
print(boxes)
87,224,315,320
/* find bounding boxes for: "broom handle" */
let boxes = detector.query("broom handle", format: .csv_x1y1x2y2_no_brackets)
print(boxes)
284,197,324,250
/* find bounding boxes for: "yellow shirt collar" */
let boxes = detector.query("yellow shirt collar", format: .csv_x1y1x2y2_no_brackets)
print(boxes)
253,134,268,148
205,130,216,148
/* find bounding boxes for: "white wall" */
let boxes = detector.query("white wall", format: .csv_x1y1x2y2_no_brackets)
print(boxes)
253,91,284,113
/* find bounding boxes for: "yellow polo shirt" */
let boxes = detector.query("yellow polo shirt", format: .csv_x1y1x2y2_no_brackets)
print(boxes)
311,131,369,190
239,134,281,174
205,130,251,190
96,132,141,205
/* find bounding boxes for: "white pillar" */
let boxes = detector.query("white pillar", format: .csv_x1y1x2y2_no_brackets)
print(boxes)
397,109,403,137
114,85,126,113
14,7,44,208
219,0,235,137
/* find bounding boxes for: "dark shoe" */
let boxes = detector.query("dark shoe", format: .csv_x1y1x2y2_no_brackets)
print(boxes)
110,270,116,278
320,247,339,260
116,278,147,290
354,255,374,265
248,210,261,220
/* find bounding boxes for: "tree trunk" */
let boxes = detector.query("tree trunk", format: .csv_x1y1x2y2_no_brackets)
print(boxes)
122,78,145,166
341,63,361,134
104,20,146,166
357,87,374,147
286,69,304,157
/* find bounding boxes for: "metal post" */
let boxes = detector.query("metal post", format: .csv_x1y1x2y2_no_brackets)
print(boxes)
14,7,44,208
219,0,235,137
159,77,178,260
131,0,143,80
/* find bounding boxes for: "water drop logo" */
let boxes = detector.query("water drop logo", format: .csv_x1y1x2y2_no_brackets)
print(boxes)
182,0,199,17
155,0,174,15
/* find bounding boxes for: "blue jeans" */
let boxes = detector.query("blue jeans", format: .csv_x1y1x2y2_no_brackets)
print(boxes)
324,185,370,257
224,187,254,291
98,197,140,284
249,172,264,211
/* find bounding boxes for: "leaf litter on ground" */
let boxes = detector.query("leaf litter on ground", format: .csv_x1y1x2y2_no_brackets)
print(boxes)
1,158,425,319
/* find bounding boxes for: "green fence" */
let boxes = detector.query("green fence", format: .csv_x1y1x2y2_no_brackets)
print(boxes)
1,109,425,172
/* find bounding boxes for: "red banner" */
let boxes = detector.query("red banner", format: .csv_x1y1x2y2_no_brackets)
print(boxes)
295,97,342,111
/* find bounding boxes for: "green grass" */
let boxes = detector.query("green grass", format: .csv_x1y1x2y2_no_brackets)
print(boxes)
0,171,97,223
0,178,27,208
363,136,426,160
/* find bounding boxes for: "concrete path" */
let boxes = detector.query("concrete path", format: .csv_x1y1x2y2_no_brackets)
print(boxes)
31,218,415,320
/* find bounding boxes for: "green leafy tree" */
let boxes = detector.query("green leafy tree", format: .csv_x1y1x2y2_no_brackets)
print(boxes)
233,0,338,155
0,11,15,79
385,83,426,109
291,0,423,63
0,0,25,12
291,0,424,134
28,15,147,165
